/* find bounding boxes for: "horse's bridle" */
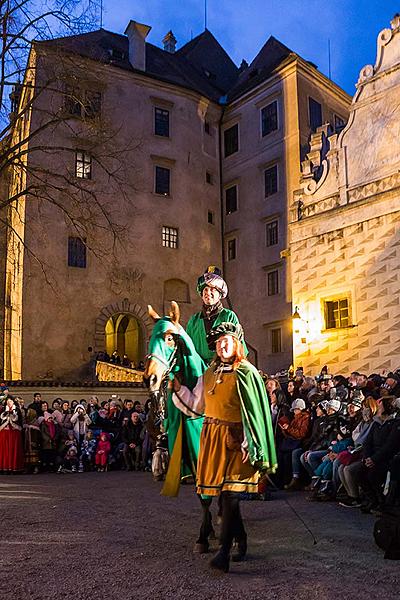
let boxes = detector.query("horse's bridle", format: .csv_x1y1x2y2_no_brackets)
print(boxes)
145,337,180,423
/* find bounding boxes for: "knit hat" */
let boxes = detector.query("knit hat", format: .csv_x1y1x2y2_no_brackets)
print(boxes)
206,322,244,350
291,398,306,411
317,400,329,413
196,266,228,299
327,398,341,412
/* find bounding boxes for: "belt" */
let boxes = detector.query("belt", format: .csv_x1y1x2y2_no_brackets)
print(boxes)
204,416,242,427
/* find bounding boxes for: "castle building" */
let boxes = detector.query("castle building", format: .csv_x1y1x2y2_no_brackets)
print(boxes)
2,20,350,381
289,15,400,375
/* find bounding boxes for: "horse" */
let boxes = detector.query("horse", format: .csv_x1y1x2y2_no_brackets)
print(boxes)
144,301,215,552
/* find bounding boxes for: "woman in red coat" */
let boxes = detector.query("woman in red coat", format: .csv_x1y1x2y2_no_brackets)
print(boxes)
0,397,24,472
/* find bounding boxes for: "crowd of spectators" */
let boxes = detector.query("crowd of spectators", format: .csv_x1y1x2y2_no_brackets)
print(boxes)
0,387,153,475
263,367,400,515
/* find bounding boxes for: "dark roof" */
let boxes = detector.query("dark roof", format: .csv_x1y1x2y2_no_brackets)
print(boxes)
38,28,239,102
228,36,295,101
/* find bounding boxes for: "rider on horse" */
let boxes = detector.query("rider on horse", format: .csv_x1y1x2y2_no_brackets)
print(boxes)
186,266,247,365
171,321,277,572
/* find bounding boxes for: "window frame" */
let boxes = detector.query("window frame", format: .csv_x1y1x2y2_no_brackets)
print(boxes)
75,150,92,180
226,238,237,261
154,165,171,196
264,164,278,197
266,219,279,247
267,269,280,296
223,123,239,158
308,96,323,132
225,184,238,215
271,327,282,354
154,106,170,137
68,236,87,268
261,100,278,137
323,296,351,330
161,226,179,249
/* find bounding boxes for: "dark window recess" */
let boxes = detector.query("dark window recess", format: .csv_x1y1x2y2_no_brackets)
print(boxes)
206,171,212,184
325,299,349,329
204,121,211,134
261,101,278,137
155,108,170,137
265,165,278,197
75,151,92,179
309,97,322,132
225,185,237,214
227,239,236,261
65,87,101,119
68,237,86,268
266,220,278,246
155,166,170,195
207,211,214,224
162,226,178,248
224,124,239,157
267,270,279,296
271,328,282,353
334,114,346,132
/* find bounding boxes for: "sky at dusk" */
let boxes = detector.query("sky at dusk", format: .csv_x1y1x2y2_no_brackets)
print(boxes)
100,1,399,96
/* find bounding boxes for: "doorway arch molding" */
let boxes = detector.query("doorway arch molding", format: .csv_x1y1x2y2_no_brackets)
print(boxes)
93,298,153,352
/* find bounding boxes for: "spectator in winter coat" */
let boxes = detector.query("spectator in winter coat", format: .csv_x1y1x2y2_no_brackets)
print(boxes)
95,432,111,471
70,404,91,447
39,412,59,472
277,398,310,488
24,408,41,474
122,412,144,470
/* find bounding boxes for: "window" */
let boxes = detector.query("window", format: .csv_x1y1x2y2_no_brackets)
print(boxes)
204,121,211,134
206,171,212,184
271,328,282,353
162,226,178,248
224,124,239,157
65,87,101,119
155,107,170,137
207,211,214,224
324,298,350,330
334,114,346,132
267,270,279,295
155,166,170,196
309,97,322,132
264,165,278,197
75,150,92,179
261,101,278,137
266,220,278,246
227,239,236,261
68,237,86,268
225,185,237,214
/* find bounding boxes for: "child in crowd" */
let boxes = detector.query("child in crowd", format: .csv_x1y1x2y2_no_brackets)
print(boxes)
79,430,97,472
95,432,111,471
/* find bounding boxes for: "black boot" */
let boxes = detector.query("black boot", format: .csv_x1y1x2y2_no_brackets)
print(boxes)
209,549,230,572
232,533,247,562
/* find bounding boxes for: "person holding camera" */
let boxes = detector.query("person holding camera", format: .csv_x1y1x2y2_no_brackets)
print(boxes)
70,403,92,449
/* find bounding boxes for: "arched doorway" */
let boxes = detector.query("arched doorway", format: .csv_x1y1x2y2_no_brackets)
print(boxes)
105,314,142,366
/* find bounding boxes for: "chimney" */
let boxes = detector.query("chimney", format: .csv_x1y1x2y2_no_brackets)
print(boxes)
124,20,151,71
163,30,177,53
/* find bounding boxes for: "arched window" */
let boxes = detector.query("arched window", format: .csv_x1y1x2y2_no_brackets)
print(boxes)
105,314,142,367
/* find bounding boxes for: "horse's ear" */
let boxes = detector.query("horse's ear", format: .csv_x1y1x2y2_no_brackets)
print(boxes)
169,301,180,326
148,305,161,321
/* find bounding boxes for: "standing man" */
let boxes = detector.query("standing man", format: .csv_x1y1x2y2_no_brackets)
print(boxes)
186,266,247,364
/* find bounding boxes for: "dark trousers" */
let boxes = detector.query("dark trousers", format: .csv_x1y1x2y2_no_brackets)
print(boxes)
359,462,388,506
220,492,246,555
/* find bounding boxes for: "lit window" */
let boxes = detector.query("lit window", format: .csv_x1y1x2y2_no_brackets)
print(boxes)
267,270,279,295
227,239,236,261
155,108,170,137
309,97,322,132
265,165,278,197
225,185,237,214
261,101,278,137
68,237,86,268
324,298,350,329
75,150,92,179
224,124,239,157
155,166,170,196
271,328,282,353
266,220,278,246
162,226,178,248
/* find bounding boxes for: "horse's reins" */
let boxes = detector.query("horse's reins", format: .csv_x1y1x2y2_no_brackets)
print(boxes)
146,341,180,422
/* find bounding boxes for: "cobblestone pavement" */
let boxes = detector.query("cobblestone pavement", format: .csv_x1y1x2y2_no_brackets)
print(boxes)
0,472,398,600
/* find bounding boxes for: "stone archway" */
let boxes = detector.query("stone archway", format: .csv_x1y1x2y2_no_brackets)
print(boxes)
94,299,153,363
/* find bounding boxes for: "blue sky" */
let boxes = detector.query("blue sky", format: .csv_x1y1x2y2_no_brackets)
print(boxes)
100,1,399,96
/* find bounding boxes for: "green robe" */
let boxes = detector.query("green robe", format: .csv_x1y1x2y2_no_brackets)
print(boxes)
186,308,247,364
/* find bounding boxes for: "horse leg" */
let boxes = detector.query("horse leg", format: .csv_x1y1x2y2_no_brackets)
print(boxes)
194,496,213,553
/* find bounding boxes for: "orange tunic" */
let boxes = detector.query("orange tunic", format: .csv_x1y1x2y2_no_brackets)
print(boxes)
196,366,259,496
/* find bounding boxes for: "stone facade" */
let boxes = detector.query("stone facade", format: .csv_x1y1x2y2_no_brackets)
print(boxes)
289,15,400,375
2,22,350,380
